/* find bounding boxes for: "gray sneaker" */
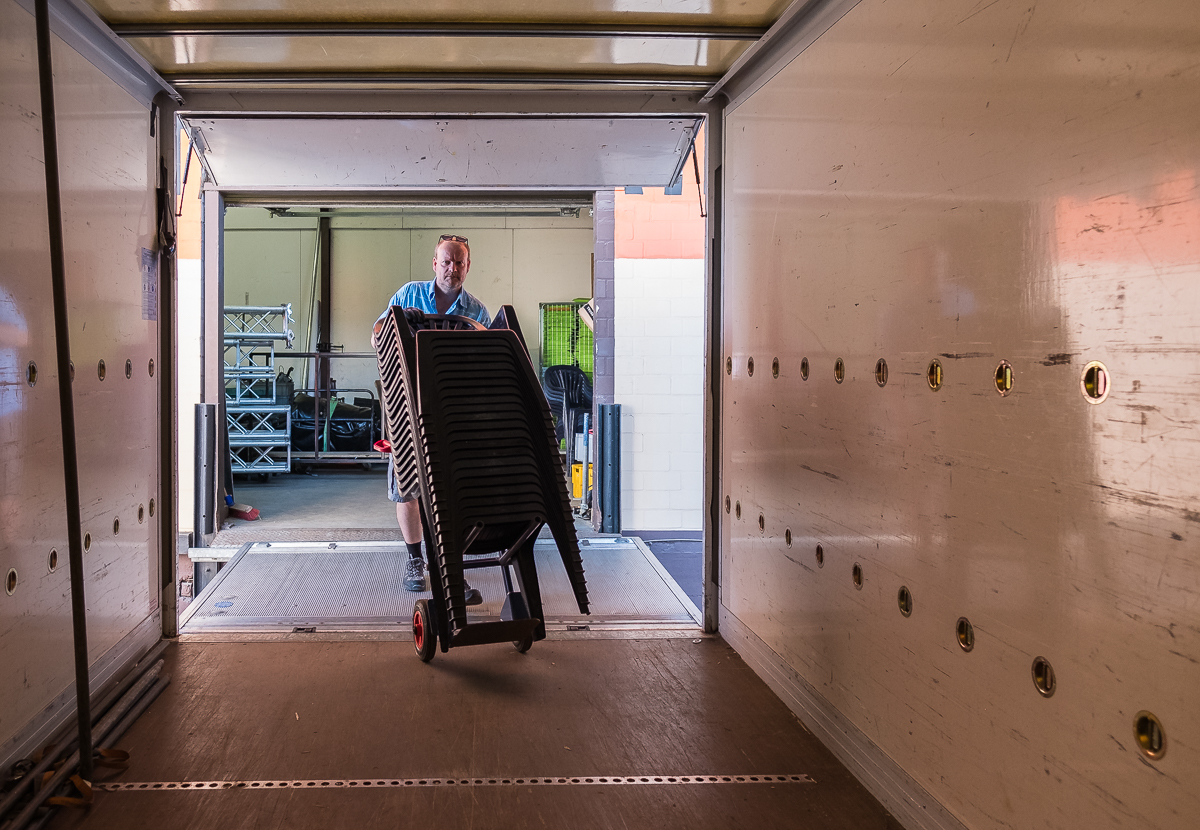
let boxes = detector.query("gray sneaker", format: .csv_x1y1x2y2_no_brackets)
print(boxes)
403,557,427,592
464,582,483,606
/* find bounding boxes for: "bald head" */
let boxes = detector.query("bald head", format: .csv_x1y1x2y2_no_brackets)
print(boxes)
432,239,470,297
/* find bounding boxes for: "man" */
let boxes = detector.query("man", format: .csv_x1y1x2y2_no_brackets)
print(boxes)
374,234,490,603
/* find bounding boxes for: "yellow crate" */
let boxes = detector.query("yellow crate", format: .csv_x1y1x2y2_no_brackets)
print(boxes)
571,463,593,498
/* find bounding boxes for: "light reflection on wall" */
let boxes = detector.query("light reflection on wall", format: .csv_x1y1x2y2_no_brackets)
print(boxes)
0,285,28,419
1054,169,1200,513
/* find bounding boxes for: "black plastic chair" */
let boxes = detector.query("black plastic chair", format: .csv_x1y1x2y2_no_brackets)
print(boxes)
541,365,593,443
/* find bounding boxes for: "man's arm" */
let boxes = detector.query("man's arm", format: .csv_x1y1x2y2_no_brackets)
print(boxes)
474,304,491,328
374,285,411,342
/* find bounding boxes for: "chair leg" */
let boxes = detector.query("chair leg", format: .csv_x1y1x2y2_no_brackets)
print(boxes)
511,539,546,641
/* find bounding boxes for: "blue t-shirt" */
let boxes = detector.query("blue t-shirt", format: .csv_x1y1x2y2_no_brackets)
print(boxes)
380,280,491,327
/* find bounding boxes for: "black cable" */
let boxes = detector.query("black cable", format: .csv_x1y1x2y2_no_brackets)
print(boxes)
33,0,94,784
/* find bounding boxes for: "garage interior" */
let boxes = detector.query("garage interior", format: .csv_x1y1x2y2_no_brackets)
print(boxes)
2,1,1197,830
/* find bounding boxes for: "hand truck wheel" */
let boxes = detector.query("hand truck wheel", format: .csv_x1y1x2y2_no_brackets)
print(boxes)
513,635,533,654
413,599,436,662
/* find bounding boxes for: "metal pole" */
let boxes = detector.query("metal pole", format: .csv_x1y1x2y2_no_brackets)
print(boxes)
194,403,216,546
581,412,592,511
221,409,233,502
98,675,171,751
600,404,621,534
317,213,332,395
33,0,94,783
314,354,323,458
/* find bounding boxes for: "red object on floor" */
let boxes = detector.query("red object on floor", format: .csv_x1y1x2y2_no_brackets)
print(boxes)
229,503,259,521
373,439,392,453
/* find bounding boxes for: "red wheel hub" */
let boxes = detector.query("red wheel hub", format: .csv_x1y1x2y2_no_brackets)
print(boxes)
412,609,424,649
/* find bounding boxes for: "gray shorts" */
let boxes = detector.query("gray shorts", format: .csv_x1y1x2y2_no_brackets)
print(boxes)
386,455,419,503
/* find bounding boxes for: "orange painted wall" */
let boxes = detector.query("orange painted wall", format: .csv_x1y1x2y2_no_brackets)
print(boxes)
176,131,202,260
614,127,706,260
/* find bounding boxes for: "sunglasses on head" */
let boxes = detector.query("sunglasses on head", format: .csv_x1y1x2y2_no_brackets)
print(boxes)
438,234,469,245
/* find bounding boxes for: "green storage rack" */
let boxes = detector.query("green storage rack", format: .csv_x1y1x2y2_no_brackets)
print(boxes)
538,301,593,380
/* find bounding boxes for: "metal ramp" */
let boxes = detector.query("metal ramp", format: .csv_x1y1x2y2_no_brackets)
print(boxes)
180,538,699,637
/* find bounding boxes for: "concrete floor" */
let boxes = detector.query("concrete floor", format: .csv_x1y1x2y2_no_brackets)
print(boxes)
218,469,600,540
642,540,703,610
49,638,900,830
229,469,397,530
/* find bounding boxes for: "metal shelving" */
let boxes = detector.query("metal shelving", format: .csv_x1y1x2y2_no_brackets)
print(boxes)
224,305,295,473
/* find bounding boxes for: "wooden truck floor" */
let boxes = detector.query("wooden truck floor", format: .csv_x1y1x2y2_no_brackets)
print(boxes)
49,637,899,830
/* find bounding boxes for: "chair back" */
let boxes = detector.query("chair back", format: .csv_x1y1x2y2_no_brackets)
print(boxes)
542,365,593,440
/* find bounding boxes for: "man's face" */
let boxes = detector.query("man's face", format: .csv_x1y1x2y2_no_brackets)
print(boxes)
432,241,470,294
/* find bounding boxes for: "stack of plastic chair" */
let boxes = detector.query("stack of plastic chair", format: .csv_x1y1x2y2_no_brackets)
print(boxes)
541,364,593,443
374,304,589,661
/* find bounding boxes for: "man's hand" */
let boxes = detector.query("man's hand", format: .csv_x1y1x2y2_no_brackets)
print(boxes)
403,307,427,327
374,307,427,345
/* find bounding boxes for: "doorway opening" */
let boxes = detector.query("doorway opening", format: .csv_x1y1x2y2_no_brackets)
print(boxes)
172,118,707,638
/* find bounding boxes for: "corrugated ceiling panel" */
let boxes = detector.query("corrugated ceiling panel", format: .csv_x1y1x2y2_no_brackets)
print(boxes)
129,34,751,77
88,0,790,27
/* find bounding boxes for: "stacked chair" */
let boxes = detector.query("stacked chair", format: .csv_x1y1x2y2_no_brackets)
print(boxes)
374,304,590,661
541,364,594,443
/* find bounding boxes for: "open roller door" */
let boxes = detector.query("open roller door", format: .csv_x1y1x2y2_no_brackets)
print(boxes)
181,115,700,192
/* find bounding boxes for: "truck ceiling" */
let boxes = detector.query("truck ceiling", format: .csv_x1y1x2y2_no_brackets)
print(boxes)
81,0,793,91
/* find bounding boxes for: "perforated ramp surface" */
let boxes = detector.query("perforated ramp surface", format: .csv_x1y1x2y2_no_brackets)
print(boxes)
181,539,698,634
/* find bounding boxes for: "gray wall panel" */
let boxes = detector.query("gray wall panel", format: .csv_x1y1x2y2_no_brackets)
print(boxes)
1,0,159,762
720,1,1199,828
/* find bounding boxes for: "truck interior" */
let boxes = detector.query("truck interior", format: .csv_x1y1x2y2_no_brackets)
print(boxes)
2,1,1196,829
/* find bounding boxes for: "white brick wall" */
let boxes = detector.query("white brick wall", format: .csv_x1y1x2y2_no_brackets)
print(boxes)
176,258,202,533
613,258,704,531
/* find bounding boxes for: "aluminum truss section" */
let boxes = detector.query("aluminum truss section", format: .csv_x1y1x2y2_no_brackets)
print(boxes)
223,339,277,404
227,405,291,474
223,304,296,346
224,305,294,473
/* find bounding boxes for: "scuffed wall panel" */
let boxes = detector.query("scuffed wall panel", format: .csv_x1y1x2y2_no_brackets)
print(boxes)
721,1,1199,828
0,0,158,756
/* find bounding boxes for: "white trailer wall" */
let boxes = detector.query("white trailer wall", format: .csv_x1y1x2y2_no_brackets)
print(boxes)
0,0,162,767
718,1,1200,829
